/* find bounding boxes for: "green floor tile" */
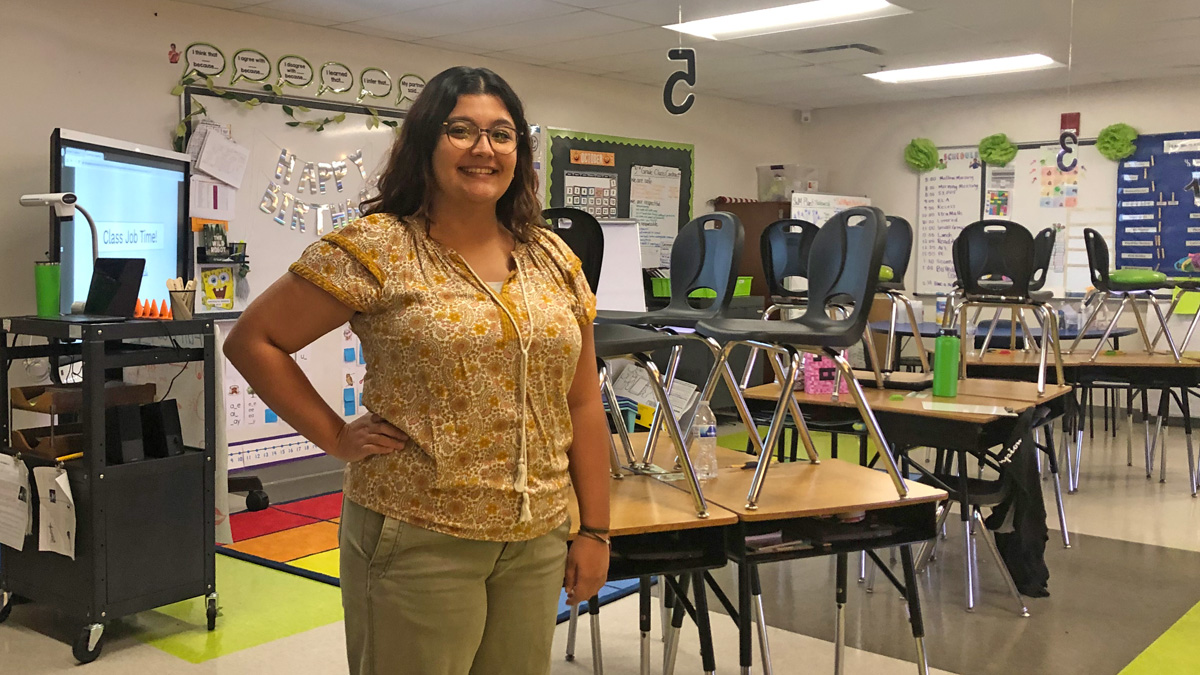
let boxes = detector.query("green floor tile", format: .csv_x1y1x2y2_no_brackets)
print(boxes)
1120,599,1200,675
129,555,343,663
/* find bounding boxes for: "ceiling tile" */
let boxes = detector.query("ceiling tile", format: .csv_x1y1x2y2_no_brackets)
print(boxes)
174,0,272,9
432,10,646,52
597,0,803,28
246,0,443,25
550,0,634,8
339,0,577,40
493,26,679,63
558,48,673,76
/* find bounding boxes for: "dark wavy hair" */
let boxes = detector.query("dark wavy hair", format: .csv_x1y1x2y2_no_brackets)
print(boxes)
362,66,541,242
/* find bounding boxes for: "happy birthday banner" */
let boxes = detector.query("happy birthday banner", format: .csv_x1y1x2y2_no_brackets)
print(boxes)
260,149,370,235
182,42,425,106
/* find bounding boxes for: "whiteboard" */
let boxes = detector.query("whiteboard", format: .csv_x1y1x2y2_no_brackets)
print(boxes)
790,192,871,224
915,147,984,294
983,141,1116,296
187,89,400,469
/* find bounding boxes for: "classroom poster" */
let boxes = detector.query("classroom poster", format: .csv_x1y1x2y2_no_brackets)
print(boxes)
629,165,682,267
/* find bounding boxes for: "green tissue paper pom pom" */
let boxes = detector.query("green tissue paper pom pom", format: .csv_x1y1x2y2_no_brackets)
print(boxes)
905,138,942,172
1097,123,1138,161
979,133,1018,166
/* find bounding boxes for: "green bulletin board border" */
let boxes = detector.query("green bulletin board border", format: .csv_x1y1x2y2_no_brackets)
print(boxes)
545,128,695,222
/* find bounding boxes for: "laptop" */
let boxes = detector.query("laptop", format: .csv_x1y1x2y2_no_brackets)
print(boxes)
57,258,146,323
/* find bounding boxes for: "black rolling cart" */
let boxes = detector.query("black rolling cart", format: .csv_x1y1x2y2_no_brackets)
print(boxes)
0,317,217,663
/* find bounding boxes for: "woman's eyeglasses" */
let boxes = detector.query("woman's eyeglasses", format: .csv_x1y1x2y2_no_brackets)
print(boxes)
442,120,520,155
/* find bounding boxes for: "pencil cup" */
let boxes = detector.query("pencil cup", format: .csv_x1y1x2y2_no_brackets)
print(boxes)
169,289,196,321
34,262,60,318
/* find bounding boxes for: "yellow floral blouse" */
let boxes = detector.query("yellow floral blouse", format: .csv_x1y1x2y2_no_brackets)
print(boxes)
290,213,596,542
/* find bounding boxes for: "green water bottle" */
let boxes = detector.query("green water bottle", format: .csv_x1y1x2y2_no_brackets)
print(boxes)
932,331,960,398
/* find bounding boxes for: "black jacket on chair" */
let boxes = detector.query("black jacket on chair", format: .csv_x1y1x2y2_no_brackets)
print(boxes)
985,407,1051,597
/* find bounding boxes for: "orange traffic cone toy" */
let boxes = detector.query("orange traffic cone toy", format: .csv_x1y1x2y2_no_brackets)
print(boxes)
134,299,145,318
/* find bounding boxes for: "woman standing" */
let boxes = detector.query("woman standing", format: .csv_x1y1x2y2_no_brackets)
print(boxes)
224,66,611,675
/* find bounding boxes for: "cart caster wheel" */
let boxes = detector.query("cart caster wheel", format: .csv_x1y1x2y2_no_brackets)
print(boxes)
73,623,105,664
246,490,270,512
206,593,219,631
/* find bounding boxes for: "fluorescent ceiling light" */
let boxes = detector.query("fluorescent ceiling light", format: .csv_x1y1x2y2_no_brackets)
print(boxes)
865,54,1061,83
663,0,910,41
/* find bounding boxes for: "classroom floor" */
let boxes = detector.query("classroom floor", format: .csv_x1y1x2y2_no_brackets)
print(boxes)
3,420,1200,674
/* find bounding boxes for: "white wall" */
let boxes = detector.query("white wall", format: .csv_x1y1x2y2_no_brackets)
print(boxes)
805,76,1200,287
0,0,812,316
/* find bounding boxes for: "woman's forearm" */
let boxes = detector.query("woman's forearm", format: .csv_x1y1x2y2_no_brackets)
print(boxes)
567,403,612,530
226,337,345,454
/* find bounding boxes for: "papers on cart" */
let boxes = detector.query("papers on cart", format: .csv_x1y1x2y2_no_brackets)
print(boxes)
33,466,76,559
0,455,32,550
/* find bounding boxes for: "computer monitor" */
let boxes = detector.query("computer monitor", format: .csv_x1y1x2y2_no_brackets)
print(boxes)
50,129,190,313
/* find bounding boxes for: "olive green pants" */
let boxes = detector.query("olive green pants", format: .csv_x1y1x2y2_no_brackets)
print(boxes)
339,498,569,675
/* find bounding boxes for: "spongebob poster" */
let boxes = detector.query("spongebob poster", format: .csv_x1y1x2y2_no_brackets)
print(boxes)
201,266,235,310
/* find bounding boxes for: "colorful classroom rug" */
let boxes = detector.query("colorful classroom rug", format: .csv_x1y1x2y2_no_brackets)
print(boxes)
219,491,640,622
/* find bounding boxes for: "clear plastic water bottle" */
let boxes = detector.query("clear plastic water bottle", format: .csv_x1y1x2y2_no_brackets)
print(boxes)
689,402,719,480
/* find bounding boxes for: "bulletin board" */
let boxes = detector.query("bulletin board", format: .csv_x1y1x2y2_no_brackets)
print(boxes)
982,140,1117,296
546,129,694,268
184,88,403,469
1114,130,1200,278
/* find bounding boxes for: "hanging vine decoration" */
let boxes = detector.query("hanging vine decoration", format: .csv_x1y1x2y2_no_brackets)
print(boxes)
364,107,401,135
282,104,346,131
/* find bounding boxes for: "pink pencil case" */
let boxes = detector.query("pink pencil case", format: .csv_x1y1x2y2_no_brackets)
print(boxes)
799,352,849,395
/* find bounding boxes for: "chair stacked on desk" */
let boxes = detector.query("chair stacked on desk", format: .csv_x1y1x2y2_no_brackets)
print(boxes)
950,220,1066,393
1068,228,1180,361
877,215,931,375
545,207,726,675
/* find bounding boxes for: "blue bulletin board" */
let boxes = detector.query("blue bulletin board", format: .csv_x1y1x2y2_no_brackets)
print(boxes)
1114,130,1200,277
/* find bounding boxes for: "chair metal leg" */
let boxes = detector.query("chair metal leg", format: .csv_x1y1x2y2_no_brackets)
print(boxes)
974,510,1031,617
1158,393,1171,484
866,550,879,593
589,595,604,675
1044,426,1071,548
599,363,637,468
894,291,932,372
834,554,848,675
631,354,709,517
764,350,820,464
1179,302,1200,354
899,546,931,675
885,292,901,372
1125,292,1157,357
1069,293,1106,354
663,576,687,675
691,573,717,675
744,347,803,508
639,578,652,675
979,307,1002,353
862,326,886,389
750,566,774,675
741,306,782,389
1089,294,1130,361
859,551,868,584
915,504,952,572
1147,292,1182,361
566,602,580,661
831,351,908,496
1149,291,1183,350
963,516,977,612
641,345,684,466
1181,389,1198,497
1127,390,1135,467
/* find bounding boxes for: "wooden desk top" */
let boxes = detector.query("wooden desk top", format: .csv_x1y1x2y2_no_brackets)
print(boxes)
696,446,945,520
742,379,1069,423
568,470,738,538
969,350,1200,368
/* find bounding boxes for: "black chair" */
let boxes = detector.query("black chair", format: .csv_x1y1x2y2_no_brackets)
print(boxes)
876,216,930,374
761,218,818,308
594,212,746,472
1029,227,1056,304
695,206,907,504
911,409,1040,617
694,206,926,672
545,208,719,675
951,220,1064,392
1068,228,1179,361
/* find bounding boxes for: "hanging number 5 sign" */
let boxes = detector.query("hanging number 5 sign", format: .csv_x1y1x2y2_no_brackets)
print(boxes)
663,48,696,115
1057,131,1078,172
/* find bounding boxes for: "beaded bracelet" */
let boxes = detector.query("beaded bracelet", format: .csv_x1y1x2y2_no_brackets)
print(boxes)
577,529,612,546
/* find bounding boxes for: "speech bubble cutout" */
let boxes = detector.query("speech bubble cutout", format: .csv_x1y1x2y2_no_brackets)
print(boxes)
277,55,314,89
357,67,393,103
397,74,426,105
231,49,271,85
184,43,225,79
318,61,354,96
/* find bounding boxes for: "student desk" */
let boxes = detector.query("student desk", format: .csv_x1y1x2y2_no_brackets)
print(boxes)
567,463,739,674
741,380,1073,457
967,351,1200,493
697,445,946,675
